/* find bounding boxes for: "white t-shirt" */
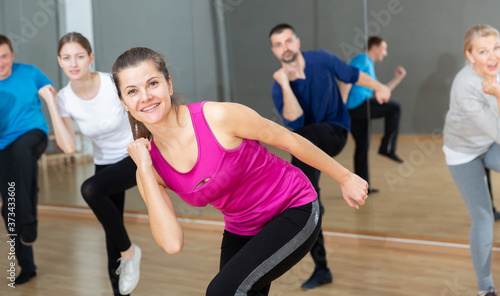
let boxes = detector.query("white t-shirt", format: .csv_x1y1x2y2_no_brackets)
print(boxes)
442,145,480,166
56,72,134,165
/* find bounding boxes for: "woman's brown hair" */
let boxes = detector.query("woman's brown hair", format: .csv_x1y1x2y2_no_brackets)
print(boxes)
58,32,92,56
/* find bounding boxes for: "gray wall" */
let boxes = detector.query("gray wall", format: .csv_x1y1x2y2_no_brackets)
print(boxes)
223,0,365,124
3,0,500,134
0,0,60,88
224,0,500,134
92,0,219,103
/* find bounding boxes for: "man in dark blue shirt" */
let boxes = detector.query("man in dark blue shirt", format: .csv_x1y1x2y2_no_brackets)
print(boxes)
270,23,391,290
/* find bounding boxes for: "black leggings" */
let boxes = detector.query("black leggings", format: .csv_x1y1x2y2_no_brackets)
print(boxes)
348,98,401,183
0,129,47,273
206,199,321,296
292,123,347,270
80,156,137,296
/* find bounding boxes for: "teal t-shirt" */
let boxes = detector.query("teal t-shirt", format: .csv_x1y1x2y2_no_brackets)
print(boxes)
346,53,377,110
0,63,52,149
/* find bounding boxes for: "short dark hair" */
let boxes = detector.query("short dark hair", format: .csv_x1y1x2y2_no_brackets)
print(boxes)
367,36,386,50
0,35,13,52
269,23,296,39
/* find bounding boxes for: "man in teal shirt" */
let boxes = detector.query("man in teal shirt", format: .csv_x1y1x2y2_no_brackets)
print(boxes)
342,36,406,193
0,35,52,285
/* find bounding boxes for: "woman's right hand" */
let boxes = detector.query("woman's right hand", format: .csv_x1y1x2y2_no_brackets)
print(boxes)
127,138,153,169
482,79,500,99
38,85,57,103
339,172,369,209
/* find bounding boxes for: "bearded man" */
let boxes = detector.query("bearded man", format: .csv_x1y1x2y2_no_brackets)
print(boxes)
269,23,390,290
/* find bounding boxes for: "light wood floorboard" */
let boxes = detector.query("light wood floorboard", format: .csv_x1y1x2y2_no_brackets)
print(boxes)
0,208,497,295
1,135,500,294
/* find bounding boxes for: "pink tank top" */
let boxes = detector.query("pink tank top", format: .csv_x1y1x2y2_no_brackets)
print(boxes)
149,102,317,235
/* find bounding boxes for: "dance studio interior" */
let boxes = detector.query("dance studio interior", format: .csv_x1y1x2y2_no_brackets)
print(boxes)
1,0,500,295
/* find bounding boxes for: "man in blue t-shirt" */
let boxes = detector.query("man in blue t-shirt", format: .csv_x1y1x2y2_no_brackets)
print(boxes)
0,35,53,285
269,24,391,290
341,36,406,193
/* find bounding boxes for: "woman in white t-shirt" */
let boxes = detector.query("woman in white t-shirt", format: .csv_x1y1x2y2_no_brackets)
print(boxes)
39,32,140,296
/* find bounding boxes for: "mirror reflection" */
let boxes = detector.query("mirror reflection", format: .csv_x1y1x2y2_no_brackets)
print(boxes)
5,0,500,246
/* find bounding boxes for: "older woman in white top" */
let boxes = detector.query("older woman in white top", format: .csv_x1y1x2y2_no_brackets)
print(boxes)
443,24,500,296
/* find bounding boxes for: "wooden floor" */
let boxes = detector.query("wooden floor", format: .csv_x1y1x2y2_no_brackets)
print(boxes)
1,135,500,295
1,208,498,295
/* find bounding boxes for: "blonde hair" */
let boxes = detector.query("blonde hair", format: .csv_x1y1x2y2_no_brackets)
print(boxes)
463,24,499,54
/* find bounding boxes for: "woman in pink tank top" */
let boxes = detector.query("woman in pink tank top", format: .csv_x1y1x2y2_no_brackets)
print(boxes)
111,47,368,296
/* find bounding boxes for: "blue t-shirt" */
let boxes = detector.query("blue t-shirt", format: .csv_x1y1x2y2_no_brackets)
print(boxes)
0,63,52,149
346,53,377,110
272,50,359,131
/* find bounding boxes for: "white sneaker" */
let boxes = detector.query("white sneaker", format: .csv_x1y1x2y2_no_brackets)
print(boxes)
116,243,141,295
